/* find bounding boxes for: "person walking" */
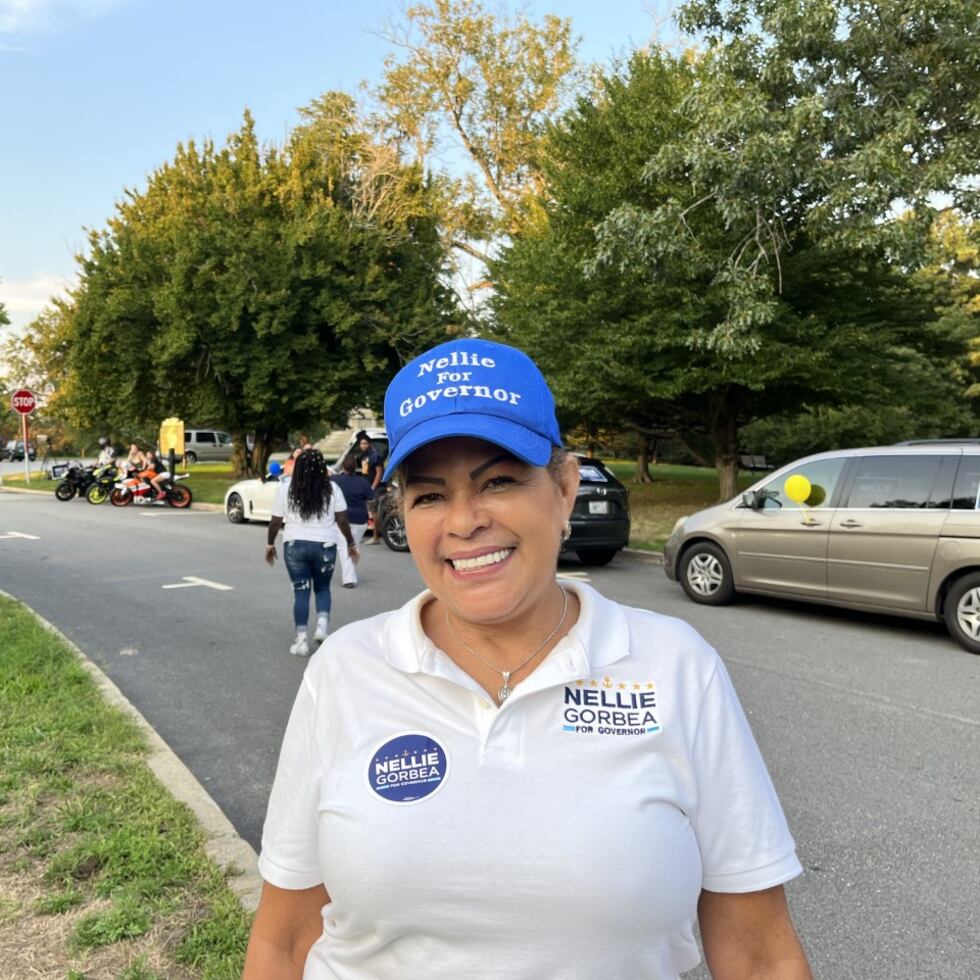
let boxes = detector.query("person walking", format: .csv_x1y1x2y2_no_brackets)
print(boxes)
244,339,811,979
354,431,385,543
329,454,375,588
265,448,359,656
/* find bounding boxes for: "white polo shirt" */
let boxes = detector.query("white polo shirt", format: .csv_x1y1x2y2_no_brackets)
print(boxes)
258,582,802,979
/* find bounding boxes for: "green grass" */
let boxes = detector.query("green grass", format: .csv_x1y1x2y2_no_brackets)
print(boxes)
0,596,252,978
606,460,757,552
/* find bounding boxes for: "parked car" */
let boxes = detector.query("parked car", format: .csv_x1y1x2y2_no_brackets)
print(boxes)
181,429,234,464
663,442,980,654
376,454,631,565
224,471,281,523
4,439,37,461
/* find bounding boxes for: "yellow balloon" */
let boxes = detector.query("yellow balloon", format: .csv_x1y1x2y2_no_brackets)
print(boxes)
784,474,812,504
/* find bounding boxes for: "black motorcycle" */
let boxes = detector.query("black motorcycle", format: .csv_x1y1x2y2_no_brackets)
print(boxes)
54,462,96,501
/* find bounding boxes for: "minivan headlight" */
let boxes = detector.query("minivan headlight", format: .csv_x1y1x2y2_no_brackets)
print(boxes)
670,516,687,538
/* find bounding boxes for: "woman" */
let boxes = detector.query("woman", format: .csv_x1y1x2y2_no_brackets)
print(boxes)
266,448,359,657
245,340,811,978
329,454,374,588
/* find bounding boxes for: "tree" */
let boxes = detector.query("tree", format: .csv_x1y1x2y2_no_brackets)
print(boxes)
493,48,975,496
53,109,460,475
583,1,980,495
375,0,578,288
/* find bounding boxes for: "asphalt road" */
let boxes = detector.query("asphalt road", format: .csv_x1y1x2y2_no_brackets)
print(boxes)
2,490,978,979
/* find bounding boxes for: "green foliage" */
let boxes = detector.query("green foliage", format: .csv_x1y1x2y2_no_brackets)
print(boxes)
494,22,978,497
32,107,459,474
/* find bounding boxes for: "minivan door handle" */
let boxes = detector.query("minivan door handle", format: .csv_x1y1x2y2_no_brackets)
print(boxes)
839,519,863,528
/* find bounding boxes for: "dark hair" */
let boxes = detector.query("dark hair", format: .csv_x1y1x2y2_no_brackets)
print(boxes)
355,430,370,443
288,449,332,520
341,453,357,475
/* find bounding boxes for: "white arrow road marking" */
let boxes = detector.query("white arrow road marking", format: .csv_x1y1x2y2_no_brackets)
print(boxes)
161,576,233,592
0,531,40,540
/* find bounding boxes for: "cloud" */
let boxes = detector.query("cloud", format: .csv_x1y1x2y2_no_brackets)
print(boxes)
0,273,75,334
0,0,122,35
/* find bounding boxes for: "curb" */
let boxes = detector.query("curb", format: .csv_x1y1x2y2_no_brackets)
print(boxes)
0,485,52,496
623,546,664,564
0,590,263,913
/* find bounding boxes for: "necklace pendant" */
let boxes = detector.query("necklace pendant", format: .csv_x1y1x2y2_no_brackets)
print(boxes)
498,684,512,703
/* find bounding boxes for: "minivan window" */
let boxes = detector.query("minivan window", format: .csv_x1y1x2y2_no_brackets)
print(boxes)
197,432,216,444
843,455,942,509
758,457,845,509
218,433,232,446
952,455,980,510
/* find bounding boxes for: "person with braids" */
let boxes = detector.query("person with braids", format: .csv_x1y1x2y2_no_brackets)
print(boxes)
265,448,359,656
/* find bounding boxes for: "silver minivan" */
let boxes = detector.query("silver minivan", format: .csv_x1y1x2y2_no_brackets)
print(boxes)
182,429,234,463
663,443,980,653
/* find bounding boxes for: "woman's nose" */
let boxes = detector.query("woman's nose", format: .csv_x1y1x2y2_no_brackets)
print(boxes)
445,492,489,538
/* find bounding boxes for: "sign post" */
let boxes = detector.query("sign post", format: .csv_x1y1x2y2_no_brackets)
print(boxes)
10,389,37,485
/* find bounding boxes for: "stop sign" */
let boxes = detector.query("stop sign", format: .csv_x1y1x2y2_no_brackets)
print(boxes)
10,389,36,415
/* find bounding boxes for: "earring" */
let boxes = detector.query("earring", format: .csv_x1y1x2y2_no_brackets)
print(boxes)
560,520,572,544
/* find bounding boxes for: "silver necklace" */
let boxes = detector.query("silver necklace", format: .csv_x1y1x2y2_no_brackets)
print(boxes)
445,587,569,704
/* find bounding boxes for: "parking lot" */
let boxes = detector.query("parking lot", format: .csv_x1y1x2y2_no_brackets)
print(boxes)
1,489,978,978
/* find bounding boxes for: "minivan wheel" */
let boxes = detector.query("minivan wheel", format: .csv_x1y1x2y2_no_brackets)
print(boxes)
183,451,197,465
678,541,735,605
944,572,980,654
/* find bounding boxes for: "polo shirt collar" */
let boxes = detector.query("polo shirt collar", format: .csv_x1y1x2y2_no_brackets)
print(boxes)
383,581,631,680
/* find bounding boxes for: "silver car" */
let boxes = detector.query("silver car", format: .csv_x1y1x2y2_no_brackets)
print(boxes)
663,443,980,654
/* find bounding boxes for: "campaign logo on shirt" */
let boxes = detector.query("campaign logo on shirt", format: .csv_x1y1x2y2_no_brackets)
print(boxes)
366,732,449,805
561,677,661,737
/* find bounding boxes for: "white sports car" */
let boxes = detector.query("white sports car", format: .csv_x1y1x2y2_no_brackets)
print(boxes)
224,476,281,523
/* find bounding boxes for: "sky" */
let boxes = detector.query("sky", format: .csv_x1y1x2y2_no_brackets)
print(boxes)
0,0,678,339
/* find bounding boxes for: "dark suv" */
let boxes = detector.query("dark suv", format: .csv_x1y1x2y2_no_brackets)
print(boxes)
377,454,631,565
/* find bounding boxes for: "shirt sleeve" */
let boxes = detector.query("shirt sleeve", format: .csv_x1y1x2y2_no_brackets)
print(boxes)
257,674,325,889
692,658,803,893
270,481,288,520
332,484,347,514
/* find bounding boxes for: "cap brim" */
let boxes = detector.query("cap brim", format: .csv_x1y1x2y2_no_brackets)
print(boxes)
383,414,554,481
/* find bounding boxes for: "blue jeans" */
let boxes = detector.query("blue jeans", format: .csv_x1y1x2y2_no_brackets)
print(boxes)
283,539,337,629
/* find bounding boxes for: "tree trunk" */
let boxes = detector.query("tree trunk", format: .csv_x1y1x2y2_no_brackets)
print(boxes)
711,387,740,502
633,433,655,483
230,434,250,478
249,431,275,477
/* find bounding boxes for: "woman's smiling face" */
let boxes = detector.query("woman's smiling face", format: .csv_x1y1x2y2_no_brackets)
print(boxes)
402,437,578,627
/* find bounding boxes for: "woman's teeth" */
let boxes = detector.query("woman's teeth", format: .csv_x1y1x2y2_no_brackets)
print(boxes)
451,549,513,571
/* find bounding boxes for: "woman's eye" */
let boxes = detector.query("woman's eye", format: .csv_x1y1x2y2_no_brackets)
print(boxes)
409,492,443,507
483,475,516,491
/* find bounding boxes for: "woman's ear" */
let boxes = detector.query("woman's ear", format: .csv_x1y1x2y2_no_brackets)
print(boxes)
557,455,580,514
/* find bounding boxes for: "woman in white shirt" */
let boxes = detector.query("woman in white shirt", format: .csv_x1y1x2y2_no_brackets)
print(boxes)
245,342,811,978
266,448,358,656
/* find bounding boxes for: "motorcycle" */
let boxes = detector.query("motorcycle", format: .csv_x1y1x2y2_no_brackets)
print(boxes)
109,466,193,508
54,461,96,501
85,463,120,505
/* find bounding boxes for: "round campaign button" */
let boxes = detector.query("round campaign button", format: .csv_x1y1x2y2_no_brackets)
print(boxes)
366,732,449,805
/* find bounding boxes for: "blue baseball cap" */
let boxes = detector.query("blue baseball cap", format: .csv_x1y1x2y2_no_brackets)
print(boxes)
383,339,562,480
